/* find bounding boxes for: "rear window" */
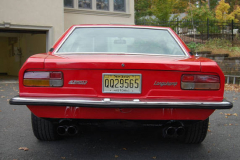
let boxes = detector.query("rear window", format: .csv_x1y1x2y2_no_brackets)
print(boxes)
56,27,186,56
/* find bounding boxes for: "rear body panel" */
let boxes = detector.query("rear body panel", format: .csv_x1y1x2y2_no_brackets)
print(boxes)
19,55,224,101
27,106,214,120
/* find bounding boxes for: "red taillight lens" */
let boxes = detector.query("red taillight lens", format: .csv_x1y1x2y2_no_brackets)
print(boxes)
182,75,220,83
23,71,63,87
50,72,62,79
195,75,220,83
181,75,220,90
182,75,195,82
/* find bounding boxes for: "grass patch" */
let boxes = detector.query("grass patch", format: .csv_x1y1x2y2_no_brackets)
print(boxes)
187,38,240,57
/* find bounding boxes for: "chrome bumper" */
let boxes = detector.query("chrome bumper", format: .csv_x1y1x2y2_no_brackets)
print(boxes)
9,96,233,109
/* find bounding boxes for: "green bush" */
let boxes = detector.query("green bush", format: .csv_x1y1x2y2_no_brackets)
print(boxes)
186,42,202,52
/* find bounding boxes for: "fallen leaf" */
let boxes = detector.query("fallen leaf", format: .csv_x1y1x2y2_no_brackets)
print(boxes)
19,147,29,151
115,155,119,158
225,116,228,118
123,148,127,150
0,90,4,91
233,97,237,100
219,112,223,115
224,124,228,126
235,124,238,126
225,113,232,116
233,113,238,116
1,96,5,98
7,99,10,102
153,156,157,159
0,109,1,112
61,157,65,159
208,129,211,132
208,150,210,153
225,84,240,92
13,109,16,111
229,124,232,126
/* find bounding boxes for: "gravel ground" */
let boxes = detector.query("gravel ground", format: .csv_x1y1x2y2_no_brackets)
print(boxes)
0,83,239,160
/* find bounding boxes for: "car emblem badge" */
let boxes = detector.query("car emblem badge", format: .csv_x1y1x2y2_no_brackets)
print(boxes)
68,80,88,85
121,63,125,67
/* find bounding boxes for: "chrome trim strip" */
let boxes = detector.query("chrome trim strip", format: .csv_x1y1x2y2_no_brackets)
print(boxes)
54,26,75,53
53,52,187,57
53,26,189,57
10,96,233,109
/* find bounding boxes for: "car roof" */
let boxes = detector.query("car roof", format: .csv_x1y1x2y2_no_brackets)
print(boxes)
70,24,171,30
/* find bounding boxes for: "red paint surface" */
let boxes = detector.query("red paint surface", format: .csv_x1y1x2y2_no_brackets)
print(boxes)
18,25,225,120
27,106,214,120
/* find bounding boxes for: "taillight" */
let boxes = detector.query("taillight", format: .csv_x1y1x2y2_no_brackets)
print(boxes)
23,71,63,87
181,75,220,90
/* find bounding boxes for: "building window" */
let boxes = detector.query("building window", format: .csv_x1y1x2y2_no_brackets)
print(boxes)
114,0,125,12
78,0,92,9
64,0,74,8
96,0,109,11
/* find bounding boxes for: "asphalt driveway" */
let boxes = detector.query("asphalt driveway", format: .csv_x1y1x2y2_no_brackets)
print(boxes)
0,83,239,160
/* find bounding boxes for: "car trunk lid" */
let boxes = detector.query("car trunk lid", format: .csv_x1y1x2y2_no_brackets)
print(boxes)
44,54,200,71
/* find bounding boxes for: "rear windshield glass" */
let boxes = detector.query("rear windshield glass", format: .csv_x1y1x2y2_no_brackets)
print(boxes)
57,27,186,56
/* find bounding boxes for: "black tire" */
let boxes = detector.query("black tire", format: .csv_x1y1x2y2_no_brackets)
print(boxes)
31,113,61,141
184,118,209,144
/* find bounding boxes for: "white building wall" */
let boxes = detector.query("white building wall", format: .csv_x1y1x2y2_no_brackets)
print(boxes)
0,0,135,76
0,0,64,43
64,0,134,30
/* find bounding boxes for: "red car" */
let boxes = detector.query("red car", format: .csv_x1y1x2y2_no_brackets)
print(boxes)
10,25,232,143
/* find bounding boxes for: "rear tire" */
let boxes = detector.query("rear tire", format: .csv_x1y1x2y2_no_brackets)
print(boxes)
184,118,209,144
31,113,61,141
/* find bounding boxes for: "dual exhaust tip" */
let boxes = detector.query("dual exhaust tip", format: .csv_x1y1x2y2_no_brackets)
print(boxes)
57,125,78,136
57,124,185,137
164,126,185,136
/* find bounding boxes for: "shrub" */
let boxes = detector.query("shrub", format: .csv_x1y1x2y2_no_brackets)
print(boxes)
186,42,202,52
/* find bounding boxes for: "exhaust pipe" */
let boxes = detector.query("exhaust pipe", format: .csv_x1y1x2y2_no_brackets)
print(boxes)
66,125,78,136
165,127,175,136
164,126,185,137
176,127,185,136
57,125,68,136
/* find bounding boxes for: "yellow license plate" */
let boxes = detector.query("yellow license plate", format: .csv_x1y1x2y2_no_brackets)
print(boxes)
103,74,141,93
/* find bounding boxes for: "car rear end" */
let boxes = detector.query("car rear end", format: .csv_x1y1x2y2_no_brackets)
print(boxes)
10,25,232,143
